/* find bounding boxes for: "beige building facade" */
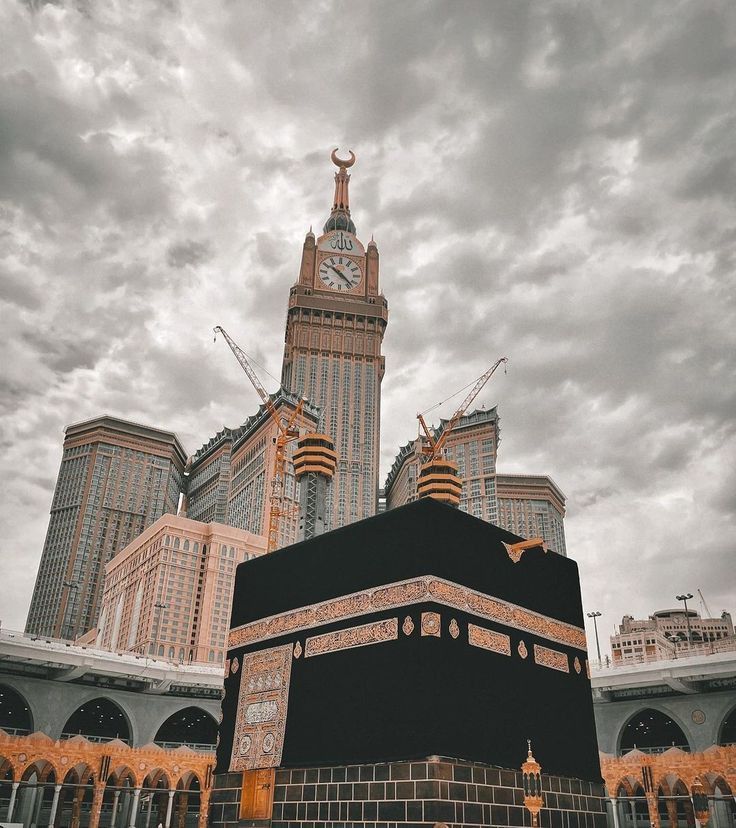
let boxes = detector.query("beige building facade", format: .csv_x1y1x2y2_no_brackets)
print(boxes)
496,473,567,556
26,417,187,641
96,514,266,666
611,608,736,664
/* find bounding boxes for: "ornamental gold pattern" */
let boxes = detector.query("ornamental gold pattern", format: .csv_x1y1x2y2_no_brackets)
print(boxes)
228,575,586,652
230,644,292,772
421,611,441,637
468,623,511,655
533,643,569,673
304,617,398,657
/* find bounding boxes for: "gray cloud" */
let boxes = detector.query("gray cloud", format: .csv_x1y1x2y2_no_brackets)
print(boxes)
1,0,735,644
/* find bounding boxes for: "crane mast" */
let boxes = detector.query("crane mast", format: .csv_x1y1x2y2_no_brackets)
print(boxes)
214,326,303,552
415,357,508,505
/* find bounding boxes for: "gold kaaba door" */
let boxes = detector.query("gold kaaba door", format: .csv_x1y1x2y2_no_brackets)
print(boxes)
240,768,275,820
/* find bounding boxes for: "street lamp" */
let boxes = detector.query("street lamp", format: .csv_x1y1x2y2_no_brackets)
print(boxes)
587,611,602,664
153,602,168,657
675,593,694,644
62,580,79,640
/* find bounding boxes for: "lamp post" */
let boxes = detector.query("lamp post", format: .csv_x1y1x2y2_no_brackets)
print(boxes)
522,740,544,828
675,594,694,645
587,611,602,665
153,602,168,657
62,580,79,640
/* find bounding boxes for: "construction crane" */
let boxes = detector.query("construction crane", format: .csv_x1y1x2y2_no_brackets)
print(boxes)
697,589,713,619
213,326,304,553
416,358,508,505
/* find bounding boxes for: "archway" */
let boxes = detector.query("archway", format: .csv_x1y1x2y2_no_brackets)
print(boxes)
619,708,690,754
710,777,735,828
141,770,171,828
61,697,131,744
17,761,58,828
175,773,201,828
56,765,94,828
671,780,695,828
154,708,217,750
0,684,33,734
615,782,649,828
0,756,14,818
104,767,137,828
719,705,736,745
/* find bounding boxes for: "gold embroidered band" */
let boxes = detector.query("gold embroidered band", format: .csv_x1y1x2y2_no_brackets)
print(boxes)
533,643,569,673
228,575,586,653
304,618,398,658
468,623,511,656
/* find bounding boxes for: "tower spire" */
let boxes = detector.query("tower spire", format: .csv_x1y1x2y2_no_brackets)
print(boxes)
324,148,357,235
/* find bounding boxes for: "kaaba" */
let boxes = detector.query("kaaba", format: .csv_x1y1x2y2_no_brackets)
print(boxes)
211,498,605,828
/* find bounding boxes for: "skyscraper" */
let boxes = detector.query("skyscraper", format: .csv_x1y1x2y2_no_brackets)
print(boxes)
186,392,320,548
385,407,501,522
25,416,187,639
496,474,567,556
280,150,388,529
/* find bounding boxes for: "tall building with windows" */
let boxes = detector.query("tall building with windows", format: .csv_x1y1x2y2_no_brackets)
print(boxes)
186,392,320,549
496,474,567,556
25,416,187,639
96,514,266,665
280,151,388,529
384,407,500,522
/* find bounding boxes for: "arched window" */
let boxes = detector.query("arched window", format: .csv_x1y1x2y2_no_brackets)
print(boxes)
208,650,215,662
183,540,189,551
153,707,217,749
173,537,180,549
168,647,175,659
619,708,690,754
61,698,130,743
158,645,164,656
178,648,185,661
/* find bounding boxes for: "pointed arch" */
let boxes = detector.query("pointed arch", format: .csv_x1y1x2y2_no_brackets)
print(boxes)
61,696,132,744
0,684,34,734
618,707,691,754
154,707,217,750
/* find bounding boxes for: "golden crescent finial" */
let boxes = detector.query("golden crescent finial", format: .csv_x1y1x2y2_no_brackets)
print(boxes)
331,148,356,168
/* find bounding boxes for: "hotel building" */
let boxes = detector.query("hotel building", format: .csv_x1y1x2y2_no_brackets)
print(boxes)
96,514,266,665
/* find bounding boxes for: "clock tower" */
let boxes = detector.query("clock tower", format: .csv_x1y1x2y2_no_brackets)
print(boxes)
281,150,388,529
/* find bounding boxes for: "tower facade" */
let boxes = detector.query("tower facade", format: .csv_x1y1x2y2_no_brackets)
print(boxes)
496,474,567,556
280,151,388,529
25,416,187,639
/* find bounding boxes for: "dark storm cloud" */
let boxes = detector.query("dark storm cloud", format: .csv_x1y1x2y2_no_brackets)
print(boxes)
1,0,735,640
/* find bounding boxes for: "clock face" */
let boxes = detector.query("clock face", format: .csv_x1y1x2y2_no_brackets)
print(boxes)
318,255,362,291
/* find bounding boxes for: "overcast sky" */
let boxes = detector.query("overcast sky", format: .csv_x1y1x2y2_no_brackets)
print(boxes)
1,1,734,651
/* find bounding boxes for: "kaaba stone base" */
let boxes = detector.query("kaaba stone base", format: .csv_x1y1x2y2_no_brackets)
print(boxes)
209,757,607,828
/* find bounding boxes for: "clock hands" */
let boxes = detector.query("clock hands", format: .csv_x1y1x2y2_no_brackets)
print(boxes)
328,265,352,286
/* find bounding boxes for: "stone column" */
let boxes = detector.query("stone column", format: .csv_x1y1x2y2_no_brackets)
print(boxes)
611,797,621,828
647,793,661,828
129,787,142,828
164,790,175,828
110,790,121,828
7,781,20,821
88,782,106,828
71,786,82,828
197,789,210,828
630,801,638,828
48,784,62,827
176,793,188,828
145,791,154,828
31,783,44,827
666,798,678,828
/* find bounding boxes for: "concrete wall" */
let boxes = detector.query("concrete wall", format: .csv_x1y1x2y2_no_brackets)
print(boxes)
0,672,220,747
593,689,735,755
